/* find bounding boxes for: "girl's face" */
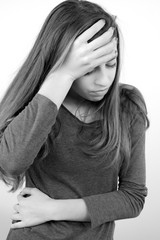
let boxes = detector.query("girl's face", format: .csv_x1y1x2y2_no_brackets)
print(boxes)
71,58,117,102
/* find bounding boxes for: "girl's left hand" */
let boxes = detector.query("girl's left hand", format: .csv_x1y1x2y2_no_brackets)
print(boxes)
11,187,56,229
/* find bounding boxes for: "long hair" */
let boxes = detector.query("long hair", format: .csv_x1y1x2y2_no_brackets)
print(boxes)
0,0,149,191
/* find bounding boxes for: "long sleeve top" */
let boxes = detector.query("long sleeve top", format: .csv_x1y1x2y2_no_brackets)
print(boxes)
0,86,148,240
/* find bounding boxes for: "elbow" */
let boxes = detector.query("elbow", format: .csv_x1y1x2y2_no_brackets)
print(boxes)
0,161,25,193
1,163,22,177
0,154,25,177
132,197,146,218
119,180,148,219
127,190,147,219
131,206,143,219
4,165,23,177
119,185,148,219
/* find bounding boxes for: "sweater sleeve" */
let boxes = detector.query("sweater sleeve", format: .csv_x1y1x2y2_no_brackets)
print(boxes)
0,94,58,176
82,111,148,229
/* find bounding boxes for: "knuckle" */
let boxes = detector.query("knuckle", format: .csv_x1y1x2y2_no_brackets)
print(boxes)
17,195,21,201
82,55,89,64
80,45,89,56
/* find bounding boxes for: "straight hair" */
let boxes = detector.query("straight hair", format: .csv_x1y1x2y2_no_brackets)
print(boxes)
0,0,149,191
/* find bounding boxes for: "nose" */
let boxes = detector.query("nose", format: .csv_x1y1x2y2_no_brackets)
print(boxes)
94,65,111,88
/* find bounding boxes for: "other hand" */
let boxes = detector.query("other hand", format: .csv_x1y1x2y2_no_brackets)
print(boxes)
11,187,56,229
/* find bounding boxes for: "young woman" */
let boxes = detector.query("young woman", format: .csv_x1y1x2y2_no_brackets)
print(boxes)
0,0,149,239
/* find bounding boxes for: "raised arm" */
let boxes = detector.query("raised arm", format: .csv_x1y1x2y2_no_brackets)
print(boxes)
0,94,58,176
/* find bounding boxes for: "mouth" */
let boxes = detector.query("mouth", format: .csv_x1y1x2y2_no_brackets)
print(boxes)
90,88,109,94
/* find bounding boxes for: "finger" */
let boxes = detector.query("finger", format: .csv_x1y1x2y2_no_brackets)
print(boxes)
11,213,22,221
11,220,25,229
77,19,106,43
88,30,115,51
13,203,20,212
92,50,118,68
90,40,117,60
17,193,24,201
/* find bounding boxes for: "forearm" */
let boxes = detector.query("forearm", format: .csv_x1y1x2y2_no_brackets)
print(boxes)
49,184,147,229
51,198,91,222
38,71,74,109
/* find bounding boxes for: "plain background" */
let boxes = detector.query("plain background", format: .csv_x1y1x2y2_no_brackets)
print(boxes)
0,0,160,239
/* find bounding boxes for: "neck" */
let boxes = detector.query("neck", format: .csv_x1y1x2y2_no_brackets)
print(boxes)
63,90,101,123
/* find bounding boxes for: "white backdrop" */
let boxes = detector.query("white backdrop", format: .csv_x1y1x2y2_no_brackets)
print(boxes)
0,0,160,239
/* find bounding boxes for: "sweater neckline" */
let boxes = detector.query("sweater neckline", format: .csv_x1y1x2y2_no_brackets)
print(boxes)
61,104,102,126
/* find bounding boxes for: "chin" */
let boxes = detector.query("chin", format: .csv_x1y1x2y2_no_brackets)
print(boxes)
88,95,105,102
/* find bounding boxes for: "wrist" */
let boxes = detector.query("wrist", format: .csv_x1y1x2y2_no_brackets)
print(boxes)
51,199,90,222
47,70,75,83
47,199,60,221
38,71,74,109
51,69,76,83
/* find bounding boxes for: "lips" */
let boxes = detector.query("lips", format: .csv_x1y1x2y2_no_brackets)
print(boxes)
91,88,108,93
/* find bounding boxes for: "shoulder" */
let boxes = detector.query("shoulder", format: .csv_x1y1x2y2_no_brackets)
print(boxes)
119,83,149,127
119,83,147,113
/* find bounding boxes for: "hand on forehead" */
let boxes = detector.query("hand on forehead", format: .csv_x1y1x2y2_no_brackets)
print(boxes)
77,19,118,52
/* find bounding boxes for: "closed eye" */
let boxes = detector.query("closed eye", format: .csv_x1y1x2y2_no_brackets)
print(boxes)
105,58,117,68
85,59,117,76
85,69,95,76
105,62,117,68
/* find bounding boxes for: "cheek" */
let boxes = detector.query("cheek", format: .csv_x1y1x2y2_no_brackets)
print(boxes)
110,67,117,78
109,69,117,86
72,78,91,93
113,69,117,79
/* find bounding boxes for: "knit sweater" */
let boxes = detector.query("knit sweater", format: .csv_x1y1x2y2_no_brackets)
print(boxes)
0,87,147,240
